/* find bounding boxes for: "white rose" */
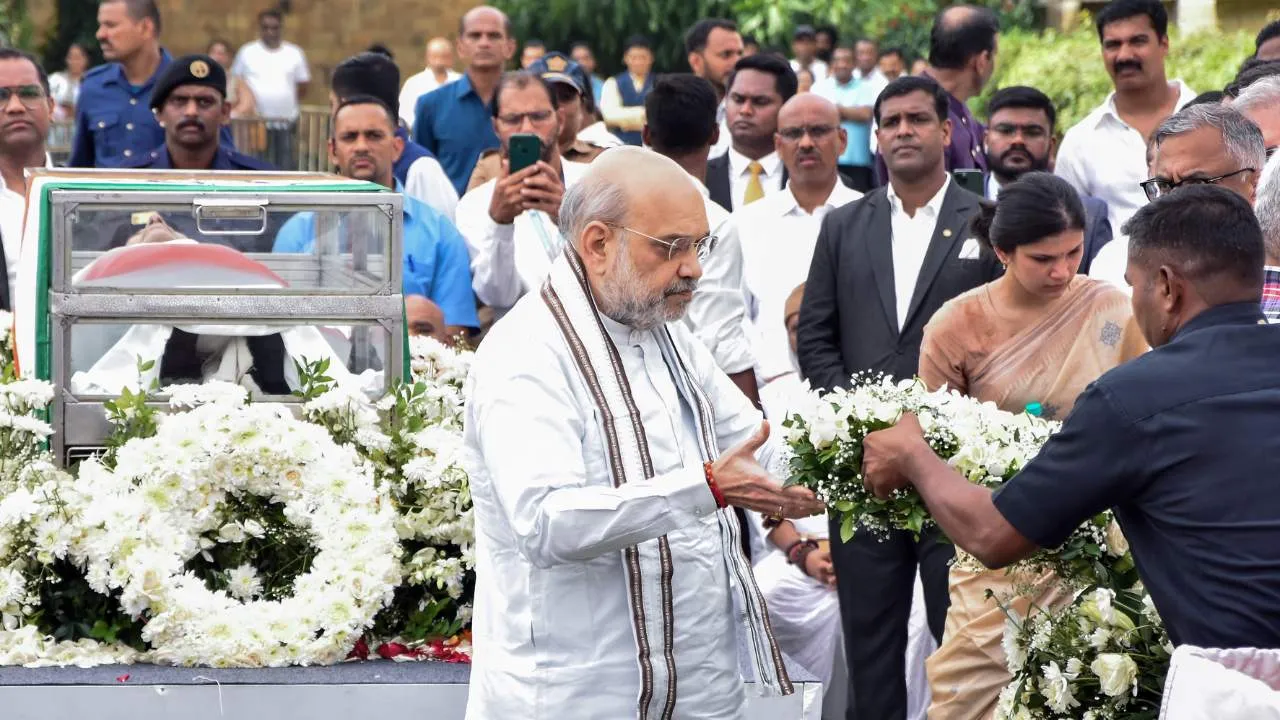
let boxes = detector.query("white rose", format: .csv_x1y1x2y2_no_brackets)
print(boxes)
1091,653,1139,697
217,522,246,544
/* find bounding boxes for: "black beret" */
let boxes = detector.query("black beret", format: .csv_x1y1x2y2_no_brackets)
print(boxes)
150,55,227,111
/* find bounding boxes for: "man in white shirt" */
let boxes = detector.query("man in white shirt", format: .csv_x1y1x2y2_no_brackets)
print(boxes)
398,37,460,129
456,71,583,317
797,75,1003,720
706,54,797,212
729,93,861,386
1055,0,1194,240
643,73,758,406
789,25,828,83
0,48,54,307
463,146,822,719
231,9,310,120
685,18,745,160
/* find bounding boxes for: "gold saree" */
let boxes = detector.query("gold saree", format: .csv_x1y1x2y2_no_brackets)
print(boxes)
918,276,1147,720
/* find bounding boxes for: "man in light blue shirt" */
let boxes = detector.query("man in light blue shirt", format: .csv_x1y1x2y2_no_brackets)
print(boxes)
814,45,882,192
274,96,478,337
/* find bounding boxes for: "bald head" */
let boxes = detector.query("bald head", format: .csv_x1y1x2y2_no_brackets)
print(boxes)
784,283,805,354
457,6,513,71
405,294,448,343
426,37,454,73
776,94,847,186
563,147,709,330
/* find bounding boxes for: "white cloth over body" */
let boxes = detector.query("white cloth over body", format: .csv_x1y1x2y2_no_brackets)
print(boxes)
1162,646,1280,720
463,250,791,719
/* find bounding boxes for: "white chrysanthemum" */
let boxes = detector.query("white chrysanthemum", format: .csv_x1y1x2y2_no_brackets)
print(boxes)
1040,660,1080,713
226,564,263,600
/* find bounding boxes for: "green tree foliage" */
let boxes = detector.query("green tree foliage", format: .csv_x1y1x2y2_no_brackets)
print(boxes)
0,0,36,50
974,17,1256,132
41,0,104,73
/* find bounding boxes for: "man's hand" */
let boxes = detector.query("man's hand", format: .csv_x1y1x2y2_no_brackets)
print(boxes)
487,160,542,225
712,421,825,518
520,161,565,222
862,412,932,500
803,547,836,587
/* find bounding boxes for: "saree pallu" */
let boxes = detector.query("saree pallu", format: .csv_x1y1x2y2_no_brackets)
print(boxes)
922,277,1145,720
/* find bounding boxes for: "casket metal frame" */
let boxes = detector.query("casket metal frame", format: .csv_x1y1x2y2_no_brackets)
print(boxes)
23,171,406,465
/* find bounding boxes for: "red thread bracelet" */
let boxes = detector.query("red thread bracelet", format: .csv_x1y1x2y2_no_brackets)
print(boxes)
703,462,728,509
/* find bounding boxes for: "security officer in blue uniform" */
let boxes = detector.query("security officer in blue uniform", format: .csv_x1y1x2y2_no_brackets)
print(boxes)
94,56,280,252
69,0,233,167
126,54,272,172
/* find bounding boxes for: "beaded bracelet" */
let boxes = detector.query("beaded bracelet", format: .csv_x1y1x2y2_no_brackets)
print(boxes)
703,462,728,509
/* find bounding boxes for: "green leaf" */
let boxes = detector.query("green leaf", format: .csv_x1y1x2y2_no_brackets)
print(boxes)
840,513,856,543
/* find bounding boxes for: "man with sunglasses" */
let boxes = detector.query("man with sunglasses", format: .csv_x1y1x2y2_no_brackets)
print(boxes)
0,49,55,310
456,70,586,320
1088,102,1266,289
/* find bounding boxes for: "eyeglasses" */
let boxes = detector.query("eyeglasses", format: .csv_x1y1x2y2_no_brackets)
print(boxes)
988,123,1048,140
1139,168,1256,202
609,223,718,262
0,85,47,108
777,124,838,142
1268,146,1277,161
496,110,555,128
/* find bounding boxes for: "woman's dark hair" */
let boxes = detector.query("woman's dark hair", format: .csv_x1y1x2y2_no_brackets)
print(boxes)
970,172,1086,254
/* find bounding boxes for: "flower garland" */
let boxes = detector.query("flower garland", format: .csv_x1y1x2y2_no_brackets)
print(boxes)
75,395,402,667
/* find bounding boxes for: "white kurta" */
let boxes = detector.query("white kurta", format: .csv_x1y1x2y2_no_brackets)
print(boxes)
464,293,780,719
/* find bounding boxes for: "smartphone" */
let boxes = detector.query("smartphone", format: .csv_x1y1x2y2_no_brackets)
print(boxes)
508,133,542,174
952,168,985,197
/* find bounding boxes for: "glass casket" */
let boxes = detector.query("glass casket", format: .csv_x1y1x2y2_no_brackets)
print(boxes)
14,169,407,464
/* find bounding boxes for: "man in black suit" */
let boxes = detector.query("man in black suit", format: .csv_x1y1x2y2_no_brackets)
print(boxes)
707,54,795,211
983,85,1114,274
797,75,1003,720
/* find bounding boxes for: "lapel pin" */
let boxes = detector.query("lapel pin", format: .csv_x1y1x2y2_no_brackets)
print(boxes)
942,228,953,238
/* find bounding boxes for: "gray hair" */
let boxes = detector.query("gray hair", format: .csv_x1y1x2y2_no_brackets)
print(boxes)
1257,152,1280,261
558,175,629,249
1233,75,1280,115
1154,103,1266,173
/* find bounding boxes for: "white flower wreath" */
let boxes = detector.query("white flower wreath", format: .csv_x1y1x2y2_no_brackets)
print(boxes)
77,393,402,667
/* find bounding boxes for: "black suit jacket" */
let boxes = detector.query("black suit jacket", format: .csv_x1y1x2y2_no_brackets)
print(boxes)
797,182,1003,392
0,227,9,311
706,153,791,212
1078,195,1113,276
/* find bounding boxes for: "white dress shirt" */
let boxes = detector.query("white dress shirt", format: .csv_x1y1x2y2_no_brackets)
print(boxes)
398,68,460,129
1055,80,1195,236
1,154,52,295
403,155,460,222
790,58,829,81
456,159,589,314
464,296,773,718
576,121,623,149
887,176,952,330
709,101,731,159
682,174,754,375
730,181,863,382
599,75,649,133
727,148,785,210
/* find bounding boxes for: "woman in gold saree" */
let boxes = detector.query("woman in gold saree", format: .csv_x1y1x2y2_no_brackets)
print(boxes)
918,173,1147,719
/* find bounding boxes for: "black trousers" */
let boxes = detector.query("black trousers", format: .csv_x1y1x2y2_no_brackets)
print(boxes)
838,164,876,193
830,521,953,720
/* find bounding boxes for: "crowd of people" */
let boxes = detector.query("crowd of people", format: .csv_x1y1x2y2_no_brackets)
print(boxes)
3,0,1280,717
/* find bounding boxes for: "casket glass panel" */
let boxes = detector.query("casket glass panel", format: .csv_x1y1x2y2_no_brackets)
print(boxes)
56,192,398,294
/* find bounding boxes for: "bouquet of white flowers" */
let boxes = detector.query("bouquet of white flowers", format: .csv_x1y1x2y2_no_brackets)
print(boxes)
996,587,1173,719
782,374,1129,589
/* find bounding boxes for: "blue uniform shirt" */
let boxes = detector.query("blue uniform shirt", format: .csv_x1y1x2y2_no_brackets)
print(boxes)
994,302,1280,648
70,49,235,168
125,143,275,170
412,74,499,196
393,126,434,187
273,183,478,328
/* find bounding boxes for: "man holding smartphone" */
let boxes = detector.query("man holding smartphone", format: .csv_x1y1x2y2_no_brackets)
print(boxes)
455,70,589,320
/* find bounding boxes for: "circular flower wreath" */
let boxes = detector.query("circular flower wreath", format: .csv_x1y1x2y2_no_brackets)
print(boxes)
77,392,401,667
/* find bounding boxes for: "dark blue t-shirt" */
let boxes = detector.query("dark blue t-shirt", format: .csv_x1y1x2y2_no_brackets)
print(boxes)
994,302,1280,648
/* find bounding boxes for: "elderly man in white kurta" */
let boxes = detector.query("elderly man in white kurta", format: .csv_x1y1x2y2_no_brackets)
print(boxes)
463,147,824,719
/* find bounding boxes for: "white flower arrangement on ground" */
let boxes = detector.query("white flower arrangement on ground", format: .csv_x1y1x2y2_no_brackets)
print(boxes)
782,373,1125,589
996,587,1172,719
74,394,402,667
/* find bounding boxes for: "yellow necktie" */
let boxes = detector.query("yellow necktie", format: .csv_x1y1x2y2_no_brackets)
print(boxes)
744,161,765,205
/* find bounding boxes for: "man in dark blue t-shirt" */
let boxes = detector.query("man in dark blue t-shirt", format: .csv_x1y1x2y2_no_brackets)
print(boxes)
860,185,1280,649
